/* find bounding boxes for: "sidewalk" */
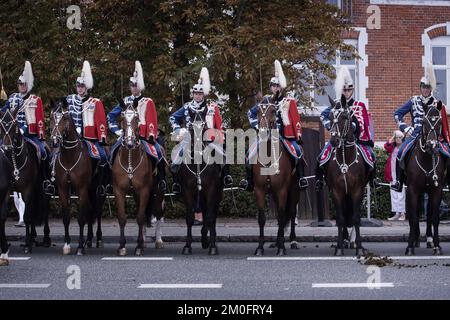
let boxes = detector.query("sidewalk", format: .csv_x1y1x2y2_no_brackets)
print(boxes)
6,218,450,242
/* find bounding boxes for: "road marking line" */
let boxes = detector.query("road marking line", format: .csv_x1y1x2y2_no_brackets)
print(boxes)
8,257,31,261
248,256,450,261
0,284,51,288
247,257,358,261
102,257,173,261
312,283,394,288
138,284,223,289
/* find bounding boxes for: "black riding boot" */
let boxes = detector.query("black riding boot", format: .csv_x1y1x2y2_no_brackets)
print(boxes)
171,163,181,195
238,165,254,191
157,161,167,193
390,160,405,192
296,160,308,190
222,164,233,187
314,164,325,191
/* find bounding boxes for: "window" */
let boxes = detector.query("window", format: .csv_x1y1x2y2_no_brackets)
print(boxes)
432,38,450,107
314,39,358,107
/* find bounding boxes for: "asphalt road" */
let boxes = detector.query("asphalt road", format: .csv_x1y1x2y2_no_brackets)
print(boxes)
1,241,449,300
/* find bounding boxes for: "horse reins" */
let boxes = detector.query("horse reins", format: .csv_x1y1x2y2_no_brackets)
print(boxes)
330,106,359,194
0,108,29,181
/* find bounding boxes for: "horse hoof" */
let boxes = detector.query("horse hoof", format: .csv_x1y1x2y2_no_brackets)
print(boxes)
405,247,415,256
254,248,264,256
0,258,9,267
63,244,71,255
135,248,144,256
43,238,51,248
334,248,344,256
155,240,164,249
433,247,443,256
76,248,85,256
23,246,32,254
416,241,421,248
117,247,127,256
276,248,286,256
209,247,218,255
269,243,276,249
290,242,299,250
201,240,209,249
427,241,434,249
182,246,192,255
350,242,356,249
85,241,92,249
96,240,104,249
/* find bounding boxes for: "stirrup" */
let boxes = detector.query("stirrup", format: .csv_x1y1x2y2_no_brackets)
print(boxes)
299,177,309,190
96,185,106,197
42,180,55,196
158,180,167,193
223,175,233,187
172,183,181,195
238,179,253,192
390,181,402,192
315,179,323,191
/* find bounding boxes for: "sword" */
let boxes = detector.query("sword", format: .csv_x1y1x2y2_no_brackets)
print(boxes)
0,67,7,101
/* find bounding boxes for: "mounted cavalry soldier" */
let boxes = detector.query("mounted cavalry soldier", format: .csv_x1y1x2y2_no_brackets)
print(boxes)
107,61,167,192
390,63,450,192
169,67,233,195
239,59,308,191
315,65,376,190
44,60,109,195
1,61,50,182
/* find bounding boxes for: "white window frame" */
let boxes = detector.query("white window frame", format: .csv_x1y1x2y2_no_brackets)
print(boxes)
309,27,368,115
371,0,450,6
422,23,450,112
431,37,450,108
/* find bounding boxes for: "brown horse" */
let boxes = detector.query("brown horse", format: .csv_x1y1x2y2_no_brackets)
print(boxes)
404,100,445,255
174,104,224,255
326,96,369,256
253,92,300,256
0,107,50,253
50,98,104,255
111,99,156,256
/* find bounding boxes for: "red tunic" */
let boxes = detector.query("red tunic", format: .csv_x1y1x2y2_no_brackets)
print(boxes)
136,97,158,140
83,97,107,142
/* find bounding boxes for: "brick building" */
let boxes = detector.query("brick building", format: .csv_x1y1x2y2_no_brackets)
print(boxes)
308,0,450,147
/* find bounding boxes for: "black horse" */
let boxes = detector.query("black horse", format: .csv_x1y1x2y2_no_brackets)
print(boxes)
326,96,370,256
0,107,50,253
173,105,224,255
404,100,445,255
0,148,12,266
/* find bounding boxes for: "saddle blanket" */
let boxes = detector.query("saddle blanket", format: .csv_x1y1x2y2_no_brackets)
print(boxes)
319,142,374,168
247,137,303,163
110,138,164,163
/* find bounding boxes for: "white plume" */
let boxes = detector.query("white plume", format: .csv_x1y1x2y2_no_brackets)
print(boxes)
20,61,34,93
81,60,94,90
334,65,353,99
426,62,436,92
135,61,145,91
199,67,210,95
274,60,287,89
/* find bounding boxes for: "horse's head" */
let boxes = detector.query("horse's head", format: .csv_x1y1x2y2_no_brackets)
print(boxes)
50,97,76,148
0,106,21,150
422,99,443,155
120,98,140,149
329,94,353,148
257,92,278,140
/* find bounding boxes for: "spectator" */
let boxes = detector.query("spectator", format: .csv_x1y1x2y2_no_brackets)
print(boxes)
384,130,406,221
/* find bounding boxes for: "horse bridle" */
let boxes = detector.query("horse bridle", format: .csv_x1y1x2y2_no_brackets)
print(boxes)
51,104,80,150
118,105,145,180
257,102,282,173
416,103,442,186
50,103,83,180
0,108,28,181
